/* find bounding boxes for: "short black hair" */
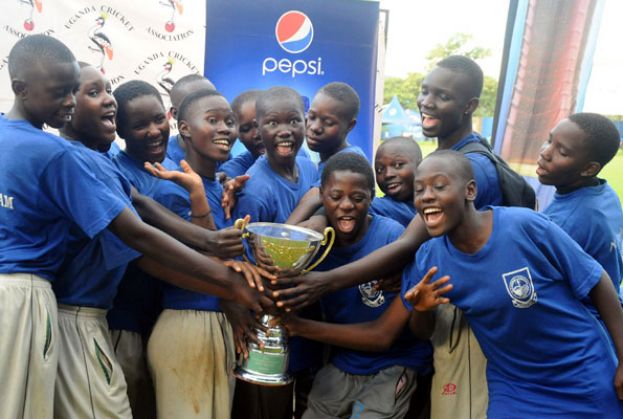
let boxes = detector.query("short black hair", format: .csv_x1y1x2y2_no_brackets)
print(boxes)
436,55,484,99
378,136,423,165
9,35,75,78
421,150,474,183
321,152,375,196
568,112,621,167
177,88,222,124
317,82,360,121
231,89,263,117
256,86,304,118
170,74,216,109
113,80,163,133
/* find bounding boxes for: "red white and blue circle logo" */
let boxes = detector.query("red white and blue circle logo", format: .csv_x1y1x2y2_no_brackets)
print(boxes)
275,11,314,54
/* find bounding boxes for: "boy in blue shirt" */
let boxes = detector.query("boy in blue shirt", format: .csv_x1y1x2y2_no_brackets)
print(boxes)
287,82,366,224
537,112,623,314
370,136,422,227
406,150,623,418
288,153,432,418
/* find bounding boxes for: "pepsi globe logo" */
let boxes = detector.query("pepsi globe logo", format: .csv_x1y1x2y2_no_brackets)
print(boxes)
275,11,314,54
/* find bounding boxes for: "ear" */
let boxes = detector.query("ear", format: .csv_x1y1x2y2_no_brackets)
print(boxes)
580,161,601,178
178,120,191,142
464,97,479,115
11,79,27,98
169,106,178,120
345,118,357,134
465,179,477,202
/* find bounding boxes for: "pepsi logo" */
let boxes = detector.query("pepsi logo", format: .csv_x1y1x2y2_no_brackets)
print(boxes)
275,11,314,54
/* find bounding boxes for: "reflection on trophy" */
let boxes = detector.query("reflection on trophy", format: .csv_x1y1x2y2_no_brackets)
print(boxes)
233,221,335,386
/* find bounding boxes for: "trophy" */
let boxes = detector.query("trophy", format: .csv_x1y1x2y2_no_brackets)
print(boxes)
233,220,335,386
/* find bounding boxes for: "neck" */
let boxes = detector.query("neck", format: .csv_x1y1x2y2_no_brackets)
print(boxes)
448,206,492,254
6,103,42,129
437,123,473,150
185,149,217,180
555,177,600,195
267,156,298,181
59,126,100,150
320,141,348,162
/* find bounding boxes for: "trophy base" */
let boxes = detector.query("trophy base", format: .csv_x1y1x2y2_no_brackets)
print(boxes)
233,366,293,387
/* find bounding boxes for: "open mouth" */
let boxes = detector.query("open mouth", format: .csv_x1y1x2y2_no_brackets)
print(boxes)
275,140,295,157
535,160,548,177
101,111,116,131
384,181,402,195
336,216,357,233
213,138,231,152
145,139,166,158
422,207,444,228
421,113,441,131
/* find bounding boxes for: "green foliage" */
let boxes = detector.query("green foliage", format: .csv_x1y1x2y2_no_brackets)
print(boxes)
384,32,498,117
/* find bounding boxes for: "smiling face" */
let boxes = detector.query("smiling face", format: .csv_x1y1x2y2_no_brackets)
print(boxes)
236,99,264,158
321,170,372,245
258,97,305,168
68,66,117,150
19,60,80,129
536,119,596,192
306,92,355,158
180,94,237,163
375,142,418,202
119,95,170,163
417,67,476,144
414,155,476,237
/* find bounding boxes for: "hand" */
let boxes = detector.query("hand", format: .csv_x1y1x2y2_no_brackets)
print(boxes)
233,279,274,314
223,260,276,292
202,227,245,258
270,271,330,311
404,266,452,311
297,215,328,233
615,362,623,400
222,174,250,220
145,160,203,194
220,300,265,358
374,270,403,293
271,312,302,337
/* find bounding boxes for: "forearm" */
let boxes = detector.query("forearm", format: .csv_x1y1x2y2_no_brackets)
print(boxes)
408,309,435,340
188,189,216,230
286,188,321,225
590,273,623,361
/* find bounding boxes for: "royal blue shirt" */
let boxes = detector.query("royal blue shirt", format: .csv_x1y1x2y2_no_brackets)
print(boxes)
318,215,432,375
54,142,140,308
453,133,503,208
154,168,232,311
0,116,126,281
402,207,622,418
315,144,366,187
543,180,623,319
370,196,416,228
235,156,318,223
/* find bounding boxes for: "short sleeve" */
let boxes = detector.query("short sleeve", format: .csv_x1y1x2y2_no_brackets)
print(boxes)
235,192,270,223
153,182,191,221
41,150,126,239
465,153,502,208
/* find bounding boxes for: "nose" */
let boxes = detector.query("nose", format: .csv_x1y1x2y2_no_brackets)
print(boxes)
307,118,321,133
421,185,436,202
62,91,76,108
418,92,433,110
146,122,161,138
103,91,116,108
539,141,552,161
339,197,355,211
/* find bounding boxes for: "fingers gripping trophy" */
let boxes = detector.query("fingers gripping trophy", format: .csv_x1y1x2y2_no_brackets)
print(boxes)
233,219,335,386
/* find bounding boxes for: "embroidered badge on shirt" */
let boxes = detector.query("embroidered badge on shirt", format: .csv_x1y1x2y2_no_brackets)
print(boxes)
502,267,537,308
358,280,385,308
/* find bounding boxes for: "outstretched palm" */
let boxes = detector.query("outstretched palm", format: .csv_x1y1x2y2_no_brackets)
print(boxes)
404,266,453,311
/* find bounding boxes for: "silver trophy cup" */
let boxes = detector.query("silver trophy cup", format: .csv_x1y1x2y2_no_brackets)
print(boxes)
233,221,335,386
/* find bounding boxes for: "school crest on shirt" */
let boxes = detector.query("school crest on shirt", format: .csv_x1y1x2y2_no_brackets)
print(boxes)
502,267,537,308
358,280,385,308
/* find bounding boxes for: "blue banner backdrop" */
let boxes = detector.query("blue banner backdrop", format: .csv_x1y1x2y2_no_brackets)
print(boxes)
204,0,380,161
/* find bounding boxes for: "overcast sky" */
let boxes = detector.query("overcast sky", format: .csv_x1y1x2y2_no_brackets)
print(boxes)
379,0,623,115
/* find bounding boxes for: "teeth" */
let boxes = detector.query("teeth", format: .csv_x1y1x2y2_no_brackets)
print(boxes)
423,208,441,214
213,139,230,146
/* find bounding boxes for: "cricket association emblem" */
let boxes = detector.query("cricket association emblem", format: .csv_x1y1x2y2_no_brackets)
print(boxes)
502,267,537,308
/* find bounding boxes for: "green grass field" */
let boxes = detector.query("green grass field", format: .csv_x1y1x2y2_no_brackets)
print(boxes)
415,140,623,201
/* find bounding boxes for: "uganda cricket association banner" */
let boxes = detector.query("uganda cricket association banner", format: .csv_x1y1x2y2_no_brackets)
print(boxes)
0,0,206,115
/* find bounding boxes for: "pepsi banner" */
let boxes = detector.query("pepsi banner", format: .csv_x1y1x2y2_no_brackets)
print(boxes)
204,0,380,160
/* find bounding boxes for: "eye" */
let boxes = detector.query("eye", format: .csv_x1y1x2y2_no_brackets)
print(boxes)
267,120,278,127
434,183,446,191
438,92,450,101
225,118,236,127
208,117,217,124
88,89,99,98
375,166,384,175
290,118,301,126
558,147,569,157
414,184,424,194
155,114,166,124
393,162,405,169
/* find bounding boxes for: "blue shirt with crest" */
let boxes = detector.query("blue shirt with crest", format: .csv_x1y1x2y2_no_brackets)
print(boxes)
370,196,416,228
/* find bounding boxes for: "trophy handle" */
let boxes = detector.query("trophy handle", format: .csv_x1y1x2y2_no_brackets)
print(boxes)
302,226,335,273
233,218,251,263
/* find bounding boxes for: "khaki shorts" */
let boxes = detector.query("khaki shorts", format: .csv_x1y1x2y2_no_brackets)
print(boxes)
430,304,488,419
55,304,132,419
0,273,58,419
147,309,235,419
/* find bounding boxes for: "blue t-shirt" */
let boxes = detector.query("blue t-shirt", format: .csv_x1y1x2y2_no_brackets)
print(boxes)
543,180,623,319
453,133,503,208
235,156,318,223
54,142,141,308
402,207,622,418
107,141,122,158
0,116,126,281
318,215,431,375
154,169,232,311
370,196,416,228
315,144,366,187
107,150,174,332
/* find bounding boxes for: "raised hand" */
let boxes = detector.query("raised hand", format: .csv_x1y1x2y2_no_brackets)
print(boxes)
145,159,202,193
404,266,452,311
222,174,250,220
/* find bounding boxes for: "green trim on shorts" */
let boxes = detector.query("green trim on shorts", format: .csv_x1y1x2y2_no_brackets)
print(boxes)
43,309,52,359
94,338,113,385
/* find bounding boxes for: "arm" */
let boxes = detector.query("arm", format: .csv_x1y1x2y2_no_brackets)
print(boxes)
284,296,423,352
589,272,623,399
274,215,430,310
108,208,265,312
286,187,322,225
221,174,250,220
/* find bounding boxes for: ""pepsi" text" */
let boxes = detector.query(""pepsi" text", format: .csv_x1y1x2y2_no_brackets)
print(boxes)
262,57,324,78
